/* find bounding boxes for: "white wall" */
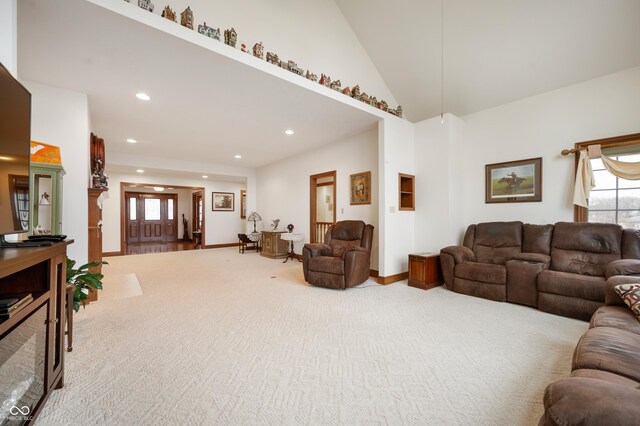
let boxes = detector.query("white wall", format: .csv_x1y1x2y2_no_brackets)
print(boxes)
257,128,379,269
24,81,90,264
459,66,640,227
102,0,397,108
414,66,640,247
414,114,466,252
0,0,17,76
378,117,416,276
103,172,246,253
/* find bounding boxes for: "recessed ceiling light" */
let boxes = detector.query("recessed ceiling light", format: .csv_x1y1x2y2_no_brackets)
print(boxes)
136,169,144,173
136,92,151,101
285,129,294,135
202,175,208,178
153,187,165,192
234,155,242,159
126,138,137,144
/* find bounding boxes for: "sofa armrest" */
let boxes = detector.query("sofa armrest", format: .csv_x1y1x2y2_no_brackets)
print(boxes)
303,243,332,257
540,377,640,426
606,259,640,279
440,246,475,264
605,275,640,306
512,252,551,264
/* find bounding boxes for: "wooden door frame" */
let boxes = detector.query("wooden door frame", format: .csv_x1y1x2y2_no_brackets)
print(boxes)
309,170,336,243
124,191,178,244
119,182,206,255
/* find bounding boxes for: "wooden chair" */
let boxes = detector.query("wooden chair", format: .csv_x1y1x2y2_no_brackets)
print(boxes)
238,233,258,253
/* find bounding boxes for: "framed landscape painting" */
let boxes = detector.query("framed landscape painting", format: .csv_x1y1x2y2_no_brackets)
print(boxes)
350,171,371,205
212,192,234,211
485,157,542,203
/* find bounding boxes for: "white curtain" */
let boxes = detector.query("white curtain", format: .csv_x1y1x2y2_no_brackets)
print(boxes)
573,150,640,207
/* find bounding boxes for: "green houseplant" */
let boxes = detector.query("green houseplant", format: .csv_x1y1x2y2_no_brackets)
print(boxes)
66,258,108,312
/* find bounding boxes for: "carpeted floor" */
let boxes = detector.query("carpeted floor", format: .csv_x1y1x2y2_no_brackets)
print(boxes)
36,248,587,425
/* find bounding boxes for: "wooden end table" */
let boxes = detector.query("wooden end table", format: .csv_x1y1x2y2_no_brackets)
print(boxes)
408,253,443,290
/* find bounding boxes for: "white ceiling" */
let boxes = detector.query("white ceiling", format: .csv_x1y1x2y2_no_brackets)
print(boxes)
17,0,380,170
16,0,640,172
335,0,640,122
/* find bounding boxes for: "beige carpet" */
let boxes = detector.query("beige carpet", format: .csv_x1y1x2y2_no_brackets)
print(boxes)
36,248,587,425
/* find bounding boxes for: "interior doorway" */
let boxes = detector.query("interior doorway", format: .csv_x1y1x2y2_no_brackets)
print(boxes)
310,170,336,243
119,182,205,255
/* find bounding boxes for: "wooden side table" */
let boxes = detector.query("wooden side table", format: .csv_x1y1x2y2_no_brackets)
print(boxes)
408,253,443,290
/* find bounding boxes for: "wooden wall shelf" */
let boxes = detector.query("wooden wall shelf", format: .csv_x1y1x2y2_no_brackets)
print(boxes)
399,173,415,211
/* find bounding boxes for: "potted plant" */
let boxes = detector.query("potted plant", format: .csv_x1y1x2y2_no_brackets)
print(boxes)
66,258,108,312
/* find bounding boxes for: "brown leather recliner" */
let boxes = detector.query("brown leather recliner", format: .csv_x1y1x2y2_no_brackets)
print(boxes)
303,220,374,290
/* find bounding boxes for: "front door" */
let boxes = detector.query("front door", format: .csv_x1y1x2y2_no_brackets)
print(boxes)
125,192,177,244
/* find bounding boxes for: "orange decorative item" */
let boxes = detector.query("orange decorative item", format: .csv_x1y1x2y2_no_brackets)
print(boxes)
30,141,62,164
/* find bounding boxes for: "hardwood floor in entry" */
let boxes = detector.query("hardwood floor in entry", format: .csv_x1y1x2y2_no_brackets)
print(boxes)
124,241,197,255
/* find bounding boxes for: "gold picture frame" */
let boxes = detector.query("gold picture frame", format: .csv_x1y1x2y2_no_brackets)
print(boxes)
350,171,371,205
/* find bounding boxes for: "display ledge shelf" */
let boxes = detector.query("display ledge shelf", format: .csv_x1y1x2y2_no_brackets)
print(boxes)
87,0,399,122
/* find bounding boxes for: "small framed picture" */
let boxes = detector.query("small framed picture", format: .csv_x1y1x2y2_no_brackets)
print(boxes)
485,157,542,203
212,192,234,211
350,171,371,205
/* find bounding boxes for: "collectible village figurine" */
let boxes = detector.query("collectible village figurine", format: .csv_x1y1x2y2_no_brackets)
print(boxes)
305,70,318,82
138,0,154,12
281,60,303,76
252,42,264,59
181,7,194,30
198,22,220,40
161,5,176,22
330,80,341,91
266,52,280,66
224,28,237,47
319,74,331,87
241,43,248,53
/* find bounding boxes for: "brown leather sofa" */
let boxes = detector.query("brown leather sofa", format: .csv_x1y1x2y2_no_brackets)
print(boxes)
440,221,640,320
539,276,640,425
302,220,374,290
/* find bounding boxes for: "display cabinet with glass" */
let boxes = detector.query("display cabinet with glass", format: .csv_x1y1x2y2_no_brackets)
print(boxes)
29,163,64,235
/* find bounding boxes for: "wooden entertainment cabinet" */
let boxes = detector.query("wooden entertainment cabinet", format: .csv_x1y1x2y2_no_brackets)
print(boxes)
0,241,71,424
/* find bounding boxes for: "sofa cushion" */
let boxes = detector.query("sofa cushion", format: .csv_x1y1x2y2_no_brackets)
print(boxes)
622,228,640,259
540,377,640,426
606,259,640,278
473,221,523,264
615,283,640,321
307,256,344,275
572,326,640,382
550,222,622,276
538,270,605,302
522,223,553,255
590,306,640,335
571,368,640,388
455,262,506,284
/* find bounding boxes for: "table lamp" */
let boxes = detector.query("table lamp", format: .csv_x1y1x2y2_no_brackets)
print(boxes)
247,211,262,233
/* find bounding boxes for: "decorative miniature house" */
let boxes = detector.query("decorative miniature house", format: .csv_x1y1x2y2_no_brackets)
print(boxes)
224,28,237,47
252,42,264,59
161,6,176,22
379,100,389,112
319,74,331,87
198,22,220,40
305,70,318,82
241,43,248,53
369,96,378,107
138,0,154,12
180,7,194,30
282,60,303,76
266,52,280,65
395,106,403,118
330,80,341,91
350,85,361,98
358,92,371,104
342,87,351,96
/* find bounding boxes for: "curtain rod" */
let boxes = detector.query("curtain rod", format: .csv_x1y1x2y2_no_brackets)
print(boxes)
560,148,586,156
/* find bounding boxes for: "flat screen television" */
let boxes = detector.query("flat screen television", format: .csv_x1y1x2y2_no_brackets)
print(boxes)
0,61,31,240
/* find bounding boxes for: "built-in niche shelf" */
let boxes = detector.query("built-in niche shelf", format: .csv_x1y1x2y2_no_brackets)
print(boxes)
399,173,415,211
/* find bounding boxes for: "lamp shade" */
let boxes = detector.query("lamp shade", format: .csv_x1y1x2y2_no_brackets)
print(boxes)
247,211,262,222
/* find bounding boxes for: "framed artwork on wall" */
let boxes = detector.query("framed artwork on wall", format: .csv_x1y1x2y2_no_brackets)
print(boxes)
212,192,234,211
485,157,542,203
350,171,371,205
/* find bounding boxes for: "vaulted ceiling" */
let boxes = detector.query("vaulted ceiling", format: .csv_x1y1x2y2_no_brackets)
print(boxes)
335,0,640,122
